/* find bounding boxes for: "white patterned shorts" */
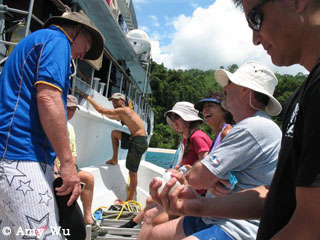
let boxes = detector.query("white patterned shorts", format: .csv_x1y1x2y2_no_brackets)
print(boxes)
0,160,62,239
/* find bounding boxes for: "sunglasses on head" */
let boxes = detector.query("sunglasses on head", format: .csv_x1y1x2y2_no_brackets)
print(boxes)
247,0,271,31
167,112,181,121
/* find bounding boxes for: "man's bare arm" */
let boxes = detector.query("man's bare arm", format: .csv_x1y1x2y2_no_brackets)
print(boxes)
271,186,320,239
150,178,268,219
188,161,221,189
198,185,268,219
86,95,117,116
77,89,121,120
198,151,208,161
37,84,80,206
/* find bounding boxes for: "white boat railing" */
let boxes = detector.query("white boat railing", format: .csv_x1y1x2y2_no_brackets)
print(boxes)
0,1,154,132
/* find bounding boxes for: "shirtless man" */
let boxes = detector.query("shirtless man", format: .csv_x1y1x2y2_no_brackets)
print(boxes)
105,93,137,166
77,90,148,200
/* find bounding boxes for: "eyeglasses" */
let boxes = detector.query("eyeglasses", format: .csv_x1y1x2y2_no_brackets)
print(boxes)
247,0,271,31
167,113,181,121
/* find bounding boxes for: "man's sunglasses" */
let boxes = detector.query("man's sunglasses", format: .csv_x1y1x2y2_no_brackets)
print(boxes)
247,0,271,31
167,112,181,121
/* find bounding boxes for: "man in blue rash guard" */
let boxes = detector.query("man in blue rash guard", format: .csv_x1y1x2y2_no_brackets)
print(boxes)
0,11,104,239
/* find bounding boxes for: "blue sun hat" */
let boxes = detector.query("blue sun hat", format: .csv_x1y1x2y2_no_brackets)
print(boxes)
194,98,221,112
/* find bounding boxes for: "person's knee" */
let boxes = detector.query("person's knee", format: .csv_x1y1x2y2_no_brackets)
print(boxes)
79,171,94,185
87,173,94,185
149,229,159,239
111,130,121,139
148,224,168,240
146,196,154,205
111,130,116,137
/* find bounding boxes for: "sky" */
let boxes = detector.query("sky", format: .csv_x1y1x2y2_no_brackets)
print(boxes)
131,0,308,75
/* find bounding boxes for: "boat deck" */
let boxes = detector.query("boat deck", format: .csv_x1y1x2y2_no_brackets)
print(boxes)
78,160,165,240
86,217,141,240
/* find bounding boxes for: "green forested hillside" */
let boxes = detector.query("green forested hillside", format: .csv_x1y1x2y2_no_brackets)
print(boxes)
148,61,305,149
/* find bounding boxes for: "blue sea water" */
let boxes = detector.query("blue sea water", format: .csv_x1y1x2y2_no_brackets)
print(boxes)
145,151,175,169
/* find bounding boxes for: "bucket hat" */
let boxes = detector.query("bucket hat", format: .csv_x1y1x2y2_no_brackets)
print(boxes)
109,92,126,101
214,61,282,116
67,95,79,109
43,11,104,60
165,101,203,122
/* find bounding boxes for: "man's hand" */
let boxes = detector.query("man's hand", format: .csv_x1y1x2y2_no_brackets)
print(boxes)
209,180,232,197
75,88,89,99
36,84,81,206
149,177,201,216
55,161,81,206
168,169,188,185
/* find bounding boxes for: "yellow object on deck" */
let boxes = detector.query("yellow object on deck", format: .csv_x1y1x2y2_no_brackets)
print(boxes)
8,21,27,55
114,200,142,220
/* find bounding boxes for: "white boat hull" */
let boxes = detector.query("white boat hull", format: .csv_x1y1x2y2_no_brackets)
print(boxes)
71,105,162,209
80,161,164,211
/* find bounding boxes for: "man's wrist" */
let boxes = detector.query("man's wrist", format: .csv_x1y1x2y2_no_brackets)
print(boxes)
59,155,74,166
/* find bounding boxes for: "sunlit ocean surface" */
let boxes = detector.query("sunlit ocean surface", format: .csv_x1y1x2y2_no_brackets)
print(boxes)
145,151,175,169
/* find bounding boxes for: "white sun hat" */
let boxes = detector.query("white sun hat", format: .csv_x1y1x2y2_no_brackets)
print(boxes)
214,61,282,116
164,101,203,122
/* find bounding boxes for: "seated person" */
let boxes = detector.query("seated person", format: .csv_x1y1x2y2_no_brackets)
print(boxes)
54,95,108,239
139,61,282,240
120,101,212,228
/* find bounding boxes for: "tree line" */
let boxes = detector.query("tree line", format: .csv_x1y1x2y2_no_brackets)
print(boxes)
147,61,305,149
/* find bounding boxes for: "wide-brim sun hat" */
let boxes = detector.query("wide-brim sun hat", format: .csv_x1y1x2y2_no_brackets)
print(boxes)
164,101,203,122
43,11,104,60
214,61,282,116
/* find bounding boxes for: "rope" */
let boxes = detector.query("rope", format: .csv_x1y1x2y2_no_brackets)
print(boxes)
114,200,142,220
93,200,142,221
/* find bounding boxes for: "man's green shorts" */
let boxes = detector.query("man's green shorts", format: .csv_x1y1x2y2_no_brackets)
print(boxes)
125,135,148,173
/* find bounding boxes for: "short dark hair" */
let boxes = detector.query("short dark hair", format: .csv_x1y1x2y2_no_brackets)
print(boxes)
206,92,223,102
253,91,269,106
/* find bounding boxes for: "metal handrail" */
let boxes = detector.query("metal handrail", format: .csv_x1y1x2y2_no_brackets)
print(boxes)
0,4,44,26
0,40,17,46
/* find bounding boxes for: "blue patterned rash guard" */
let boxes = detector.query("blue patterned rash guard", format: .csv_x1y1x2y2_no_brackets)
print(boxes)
0,25,72,165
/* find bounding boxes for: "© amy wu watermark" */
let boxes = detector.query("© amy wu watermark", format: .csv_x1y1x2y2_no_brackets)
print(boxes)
1,225,70,238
